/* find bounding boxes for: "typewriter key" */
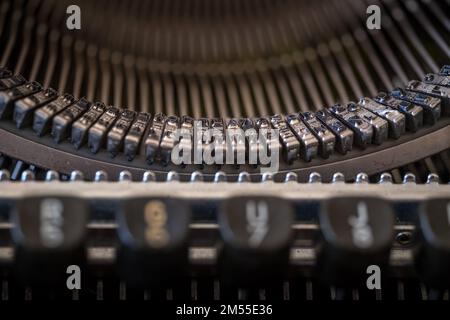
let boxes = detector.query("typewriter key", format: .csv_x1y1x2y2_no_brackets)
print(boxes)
415,199,450,288
116,198,191,287
10,196,88,286
218,197,293,286
317,198,395,286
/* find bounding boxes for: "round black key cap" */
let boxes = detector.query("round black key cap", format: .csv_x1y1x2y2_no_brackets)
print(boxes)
218,196,294,286
116,198,191,288
415,198,450,288
10,196,88,286
317,197,395,286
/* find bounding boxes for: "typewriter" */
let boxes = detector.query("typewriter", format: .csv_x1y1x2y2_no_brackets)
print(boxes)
0,0,449,306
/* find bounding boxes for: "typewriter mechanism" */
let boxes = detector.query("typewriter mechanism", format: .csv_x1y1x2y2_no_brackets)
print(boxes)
0,0,449,307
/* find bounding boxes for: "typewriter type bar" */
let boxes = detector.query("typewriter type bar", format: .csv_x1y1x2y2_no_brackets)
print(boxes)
374,92,423,132
0,81,42,119
226,118,247,166
176,116,194,165
299,112,335,158
0,74,26,91
359,97,406,139
254,117,281,164
51,98,91,143
33,94,76,136
124,112,151,161
286,114,318,161
270,115,300,163
13,87,58,128
107,110,136,157
194,118,210,165
239,118,258,165
391,87,441,125
159,116,179,165
347,102,388,145
0,68,12,79
406,80,450,116
423,73,450,88
88,106,121,153
329,103,374,148
439,65,450,76
315,109,353,155
145,113,167,164
71,102,106,149
210,118,226,165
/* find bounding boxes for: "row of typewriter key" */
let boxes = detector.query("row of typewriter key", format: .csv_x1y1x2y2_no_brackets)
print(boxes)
4,195,450,292
0,66,449,165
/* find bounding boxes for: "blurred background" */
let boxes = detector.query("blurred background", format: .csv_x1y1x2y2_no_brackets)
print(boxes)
0,0,449,117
